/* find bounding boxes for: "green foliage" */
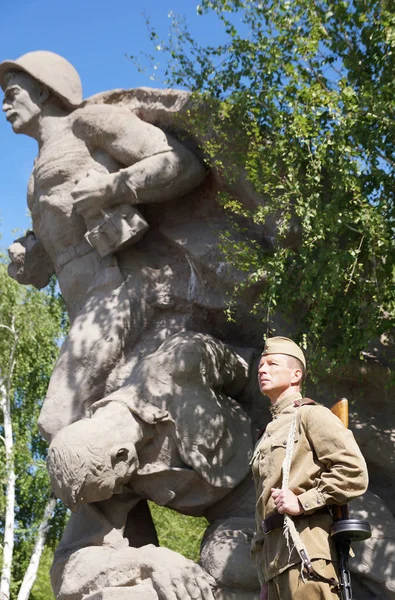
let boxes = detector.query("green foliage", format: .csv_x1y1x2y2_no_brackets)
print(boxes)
149,503,208,563
0,259,68,597
142,0,395,375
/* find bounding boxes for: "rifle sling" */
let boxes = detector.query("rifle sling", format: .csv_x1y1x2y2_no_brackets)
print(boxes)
304,563,340,590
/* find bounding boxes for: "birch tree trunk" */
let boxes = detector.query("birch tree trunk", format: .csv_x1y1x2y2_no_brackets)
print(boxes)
0,320,18,600
0,267,68,600
17,495,57,600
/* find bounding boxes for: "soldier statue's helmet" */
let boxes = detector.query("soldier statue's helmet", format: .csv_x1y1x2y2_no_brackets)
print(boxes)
0,50,83,108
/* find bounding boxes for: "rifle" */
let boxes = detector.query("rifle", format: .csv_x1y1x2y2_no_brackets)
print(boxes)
330,398,371,600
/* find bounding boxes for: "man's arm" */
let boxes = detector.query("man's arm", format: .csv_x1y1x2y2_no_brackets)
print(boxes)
296,405,368,514
71,105,206,216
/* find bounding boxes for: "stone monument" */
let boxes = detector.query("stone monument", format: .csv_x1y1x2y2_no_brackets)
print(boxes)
2,50,395,600
1,51,263,600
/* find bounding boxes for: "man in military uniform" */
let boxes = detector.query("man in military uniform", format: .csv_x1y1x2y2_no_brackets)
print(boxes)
250,336,368,599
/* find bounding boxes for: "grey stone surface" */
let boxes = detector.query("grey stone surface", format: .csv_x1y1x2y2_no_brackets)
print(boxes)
1,50,394,600
7,231,54,289
47,332,258,599
85,586,158,600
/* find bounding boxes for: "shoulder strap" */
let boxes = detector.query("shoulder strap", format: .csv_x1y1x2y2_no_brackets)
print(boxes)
294,397,318,407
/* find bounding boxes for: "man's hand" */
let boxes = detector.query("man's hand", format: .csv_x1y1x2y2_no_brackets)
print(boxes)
271,488,303,515
260,583,268,600
142,546,215,600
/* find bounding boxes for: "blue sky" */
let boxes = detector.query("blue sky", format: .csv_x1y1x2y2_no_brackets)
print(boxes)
0,0,230,249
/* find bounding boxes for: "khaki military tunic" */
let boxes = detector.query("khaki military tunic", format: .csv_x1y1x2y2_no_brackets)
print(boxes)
251,391,368,585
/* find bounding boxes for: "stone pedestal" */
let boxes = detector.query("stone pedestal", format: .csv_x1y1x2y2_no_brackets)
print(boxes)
85,585,158,600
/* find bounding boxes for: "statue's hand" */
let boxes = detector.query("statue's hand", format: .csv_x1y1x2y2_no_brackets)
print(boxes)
8,232,54,289
72,169,122,216
141,547,215,600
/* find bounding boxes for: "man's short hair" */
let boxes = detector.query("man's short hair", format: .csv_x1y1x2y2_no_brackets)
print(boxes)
285,354,306,383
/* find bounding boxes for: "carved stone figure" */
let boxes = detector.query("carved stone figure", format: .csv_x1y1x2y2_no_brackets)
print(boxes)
1,51,263,600
1,50,206,442
47,332,259,600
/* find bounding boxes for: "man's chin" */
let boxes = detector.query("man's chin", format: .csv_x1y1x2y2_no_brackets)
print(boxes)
259,383,272,394
11,122,23,134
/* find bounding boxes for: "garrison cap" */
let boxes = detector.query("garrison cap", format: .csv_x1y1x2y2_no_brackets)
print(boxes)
262,336,306,369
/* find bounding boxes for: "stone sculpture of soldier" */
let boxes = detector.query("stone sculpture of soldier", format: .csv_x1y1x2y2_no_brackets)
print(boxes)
1,51,263,600
1,50,206,442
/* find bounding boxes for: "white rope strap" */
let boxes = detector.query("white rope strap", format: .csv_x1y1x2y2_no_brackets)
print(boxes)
281,410,313,574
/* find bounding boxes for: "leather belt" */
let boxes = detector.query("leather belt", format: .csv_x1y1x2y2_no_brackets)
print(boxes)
262,507,329,535
55,240,94,271
261,512,285,534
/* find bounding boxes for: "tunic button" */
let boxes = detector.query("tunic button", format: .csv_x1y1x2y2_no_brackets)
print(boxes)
267,432,271,437
283,440,287,445
305,503,309,508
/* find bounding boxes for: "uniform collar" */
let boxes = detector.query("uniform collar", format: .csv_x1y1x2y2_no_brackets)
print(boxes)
269,391,303,417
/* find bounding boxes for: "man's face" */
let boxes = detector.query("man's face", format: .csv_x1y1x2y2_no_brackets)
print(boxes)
2,71,42,135
257,353,299,400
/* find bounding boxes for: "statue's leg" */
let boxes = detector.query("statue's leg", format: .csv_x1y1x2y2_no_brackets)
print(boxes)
38,264,134,442
52,501,215,600
200,476,260,599
123,499,159,548
51,501,142,600
200,517,260,600
52,499,159,600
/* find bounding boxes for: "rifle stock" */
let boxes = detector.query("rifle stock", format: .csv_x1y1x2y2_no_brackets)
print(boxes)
330,397,349,429
330,398,350,522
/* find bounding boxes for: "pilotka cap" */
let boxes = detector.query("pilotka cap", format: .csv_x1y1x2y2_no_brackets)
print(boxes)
262,336,306,369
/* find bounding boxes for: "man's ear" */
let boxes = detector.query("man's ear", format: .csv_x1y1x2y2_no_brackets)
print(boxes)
109,443,138,466
291,368,303,386
38,84,50,105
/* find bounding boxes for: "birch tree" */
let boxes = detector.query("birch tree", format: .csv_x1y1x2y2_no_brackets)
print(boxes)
0,260,68,600
142,0,395,375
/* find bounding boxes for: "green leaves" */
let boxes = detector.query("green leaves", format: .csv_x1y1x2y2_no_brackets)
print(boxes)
145,0,395,376
0,261,68,597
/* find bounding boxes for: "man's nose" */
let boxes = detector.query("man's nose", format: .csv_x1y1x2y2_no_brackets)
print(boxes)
2,101,10,112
